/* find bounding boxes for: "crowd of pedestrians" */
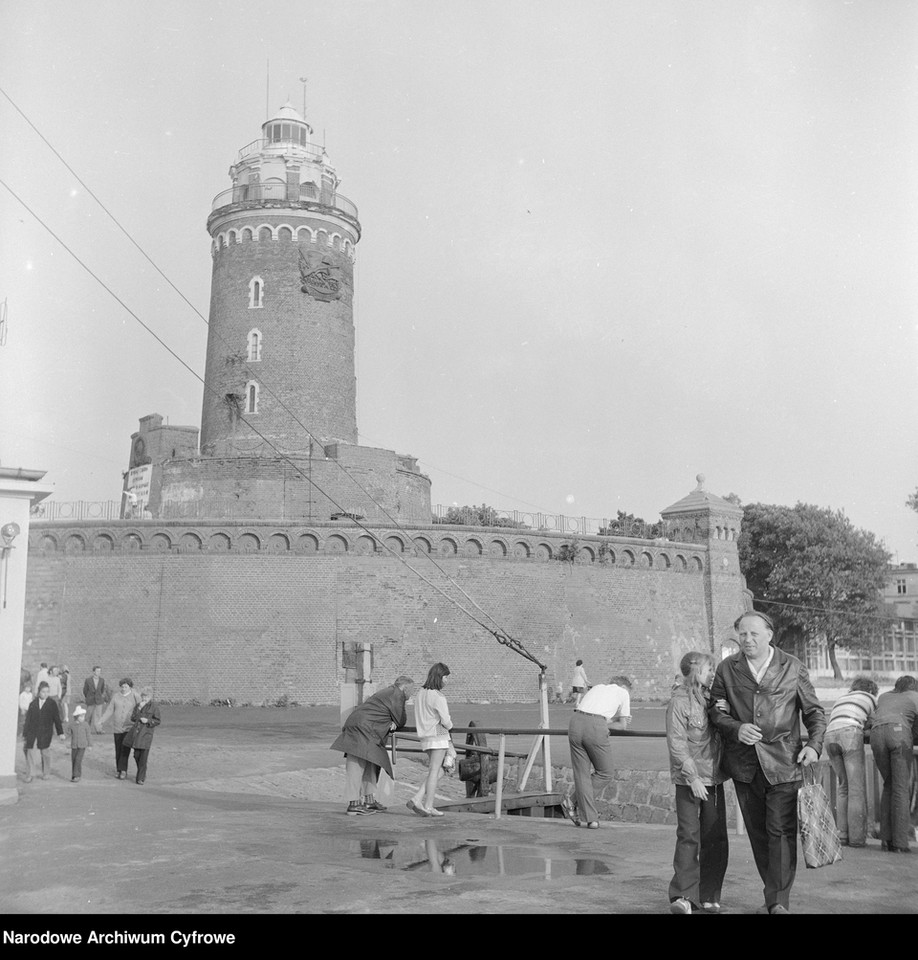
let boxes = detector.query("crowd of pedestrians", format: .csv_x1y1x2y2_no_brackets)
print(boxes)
18,663,162,786
328,616,917,914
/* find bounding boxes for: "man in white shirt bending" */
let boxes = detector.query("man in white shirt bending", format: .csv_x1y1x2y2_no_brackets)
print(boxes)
563,676,632,828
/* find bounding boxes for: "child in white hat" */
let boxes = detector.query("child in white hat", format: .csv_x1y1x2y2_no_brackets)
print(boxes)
70,705,92,782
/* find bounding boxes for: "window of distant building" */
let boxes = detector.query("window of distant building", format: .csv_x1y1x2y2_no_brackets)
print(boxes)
897,579,908,595
249,276,264,308
247,329,262,362
245,381,259,414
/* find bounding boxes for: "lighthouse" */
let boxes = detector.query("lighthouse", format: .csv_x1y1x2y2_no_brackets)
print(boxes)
126,98,431,524
201,101,359,455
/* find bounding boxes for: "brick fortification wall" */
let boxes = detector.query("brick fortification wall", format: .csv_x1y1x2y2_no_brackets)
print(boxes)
23,522,748,705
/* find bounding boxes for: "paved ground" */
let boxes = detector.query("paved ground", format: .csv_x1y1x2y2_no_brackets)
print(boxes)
1,701,915,917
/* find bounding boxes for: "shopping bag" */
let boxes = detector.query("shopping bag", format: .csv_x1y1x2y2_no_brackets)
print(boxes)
797,763,843,869
375,769,395,805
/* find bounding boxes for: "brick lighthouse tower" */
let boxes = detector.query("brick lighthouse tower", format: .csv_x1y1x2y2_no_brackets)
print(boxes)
201,101,359,455
125,98,431,523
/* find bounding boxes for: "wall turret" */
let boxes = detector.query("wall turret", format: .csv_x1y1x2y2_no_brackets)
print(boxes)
661,474,751,653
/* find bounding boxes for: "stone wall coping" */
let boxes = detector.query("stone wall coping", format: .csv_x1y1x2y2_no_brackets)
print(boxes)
29,517,705,548
28,519,717,572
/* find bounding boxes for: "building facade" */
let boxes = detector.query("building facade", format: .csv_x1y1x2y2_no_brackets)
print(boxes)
806,562,918,677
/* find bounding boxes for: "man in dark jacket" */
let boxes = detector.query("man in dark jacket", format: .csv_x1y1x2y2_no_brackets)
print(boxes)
710,612,826,915
330,675,415,816
22,681,66,781
83,666,109,727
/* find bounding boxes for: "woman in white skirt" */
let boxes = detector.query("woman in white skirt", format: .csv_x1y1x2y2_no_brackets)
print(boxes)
408,662,456,817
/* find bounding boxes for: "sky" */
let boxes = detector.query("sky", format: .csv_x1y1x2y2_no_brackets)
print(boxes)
1,0,916,561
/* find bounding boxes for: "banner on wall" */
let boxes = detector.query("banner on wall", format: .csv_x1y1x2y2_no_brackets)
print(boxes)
124,464,152,518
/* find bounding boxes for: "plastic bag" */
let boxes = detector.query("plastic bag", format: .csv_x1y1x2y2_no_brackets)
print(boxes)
798,764,843,869
375,769,395,804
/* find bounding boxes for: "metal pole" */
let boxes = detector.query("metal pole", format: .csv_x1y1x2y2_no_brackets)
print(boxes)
539,669,552,791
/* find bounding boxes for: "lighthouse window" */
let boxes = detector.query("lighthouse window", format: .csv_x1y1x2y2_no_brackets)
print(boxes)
247,329,262,362
281,123,291,141
245,381,260,414
249,276,264,308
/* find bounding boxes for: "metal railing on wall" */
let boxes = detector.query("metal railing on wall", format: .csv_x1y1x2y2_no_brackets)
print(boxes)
30,499,706,543
211,183,359,219
430,505,704,542
31,500,122,521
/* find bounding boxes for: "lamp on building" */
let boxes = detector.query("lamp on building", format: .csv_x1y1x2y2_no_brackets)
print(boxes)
1,520,20,609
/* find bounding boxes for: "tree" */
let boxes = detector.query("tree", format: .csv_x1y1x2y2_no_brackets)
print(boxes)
557,539,581,565
738,502,891,680
599,510,663,539
908,488,918,514
432,503,522,528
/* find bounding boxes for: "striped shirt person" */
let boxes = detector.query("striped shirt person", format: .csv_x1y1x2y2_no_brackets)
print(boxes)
823,676,879,848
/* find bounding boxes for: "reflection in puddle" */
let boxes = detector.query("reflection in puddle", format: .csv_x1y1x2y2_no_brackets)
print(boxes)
353,839,611,878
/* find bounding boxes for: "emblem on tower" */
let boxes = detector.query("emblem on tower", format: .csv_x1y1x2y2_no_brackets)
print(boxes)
299,249,342,302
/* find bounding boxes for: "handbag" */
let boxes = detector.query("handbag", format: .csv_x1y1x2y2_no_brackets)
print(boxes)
797,763,843,869
122,719,143,749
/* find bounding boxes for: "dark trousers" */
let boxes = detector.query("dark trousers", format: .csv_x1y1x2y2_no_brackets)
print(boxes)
71,748,85,779
132,748,149,783
734,767,800,911
871,723,914,850
668,783,729,906
114,732,130,772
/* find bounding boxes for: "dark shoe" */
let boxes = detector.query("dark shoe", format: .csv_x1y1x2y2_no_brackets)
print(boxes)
879,841,909,852
363,795,387,811
406,799,429,817
346,801,376,816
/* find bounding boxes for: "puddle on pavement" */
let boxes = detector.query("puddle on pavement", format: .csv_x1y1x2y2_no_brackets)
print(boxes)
348,838,612,878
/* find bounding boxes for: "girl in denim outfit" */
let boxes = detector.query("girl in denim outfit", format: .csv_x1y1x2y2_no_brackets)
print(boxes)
666,651,729,915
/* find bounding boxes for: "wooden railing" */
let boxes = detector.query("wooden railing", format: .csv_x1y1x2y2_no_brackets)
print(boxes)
391,726,918,832
391,725,666,821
